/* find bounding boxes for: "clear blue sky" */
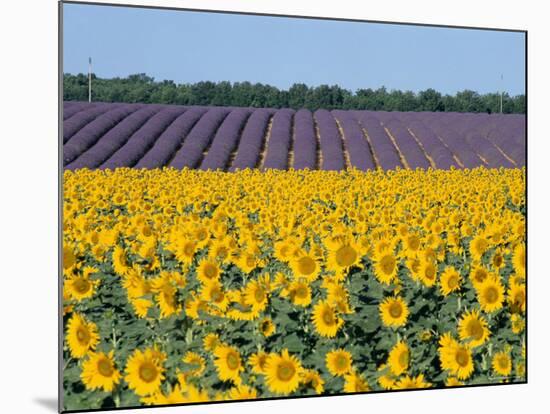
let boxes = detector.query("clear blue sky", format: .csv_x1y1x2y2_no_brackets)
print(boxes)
62,2,526,96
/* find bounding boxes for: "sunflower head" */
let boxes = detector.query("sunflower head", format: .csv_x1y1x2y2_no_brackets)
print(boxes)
66,313,100,359
312,300,343,338
458,309,490,347
124,347,167,397
81,351,121,392
492,351,512,377
379,296,409,328
343,371,370,393
264,349,302,395
476,274,505,312
213,345,243,383
326,349,353,377
440,266,462,296
259,317,276,337
388,341,409,376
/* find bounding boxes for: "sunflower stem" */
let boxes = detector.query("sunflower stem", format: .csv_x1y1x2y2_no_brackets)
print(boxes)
112,326,118,349
113,387,121,408
63,357,72,371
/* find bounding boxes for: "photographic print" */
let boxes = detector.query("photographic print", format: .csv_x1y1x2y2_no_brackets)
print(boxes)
60,1,526,411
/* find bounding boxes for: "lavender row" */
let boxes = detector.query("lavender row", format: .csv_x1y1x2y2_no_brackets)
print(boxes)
64,103,124,143
292,109,317,170
229,109,274,171
263,109,295,170
63,104,143,165
355,112,402,170
382,117,431,169
332,110,375,171
136,107,208,169
200,108,252,171
406,118,458,169
314,109,346,171
101,106,186,169
66,105,164,170
169,107,230,169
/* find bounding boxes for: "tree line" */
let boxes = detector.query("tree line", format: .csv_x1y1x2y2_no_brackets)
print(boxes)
63,73,525,114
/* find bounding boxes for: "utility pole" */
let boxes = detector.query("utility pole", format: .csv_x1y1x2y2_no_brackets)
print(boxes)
88,57,92,102
500,74,503,114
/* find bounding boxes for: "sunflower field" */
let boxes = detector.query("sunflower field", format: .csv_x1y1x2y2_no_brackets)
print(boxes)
62,166,526,411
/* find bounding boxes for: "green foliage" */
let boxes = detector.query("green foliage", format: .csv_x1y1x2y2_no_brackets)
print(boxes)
63,73,525,113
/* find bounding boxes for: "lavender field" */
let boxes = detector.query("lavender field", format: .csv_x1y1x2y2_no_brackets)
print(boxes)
62,101,525,171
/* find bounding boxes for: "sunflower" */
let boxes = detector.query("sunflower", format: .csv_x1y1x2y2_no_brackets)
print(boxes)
249,351,269,374
508,283,526,314
312,300,343,338
243,279,269,311
418,259,437,287
289,252,321,282
512,243,525,278
184,294,208,319
513,361,525,381
402,233,421,257
326,282,353,314
388,341,409,376
470,233,490,261
440,266,462,296
200,279,229,312
130,298,153,318
191,224,210,248
66,313,100,358
141,386,183,405
274,239,298,263
150,273,181,318
121,266,151,299
65,266,99,301
379,296,409,328
181,351,206,377
63,245,77,272
469,265,489,288
326,235,361,280
458,309,490,347
235,250,259,274
203,333,221,352
112,245,132,277
476,274,505,312
287,280,312,307
81,351,121,392
174,237,197,267
125,347,166,396
491,248,505,270
511,314,525,334
492,351,512,377
259,317,276,337
343,371,370,393
264,349,302,395
300,369,325,394
406,257,421,281
197,259,221,284
326,349,353,377
213,345,243,383
373,249,398,285
445,376,464,386
143,382,210,405
438,333,474,380
228,385,258,400
393,374,431,390
208,238,231,264
378,372,397,390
